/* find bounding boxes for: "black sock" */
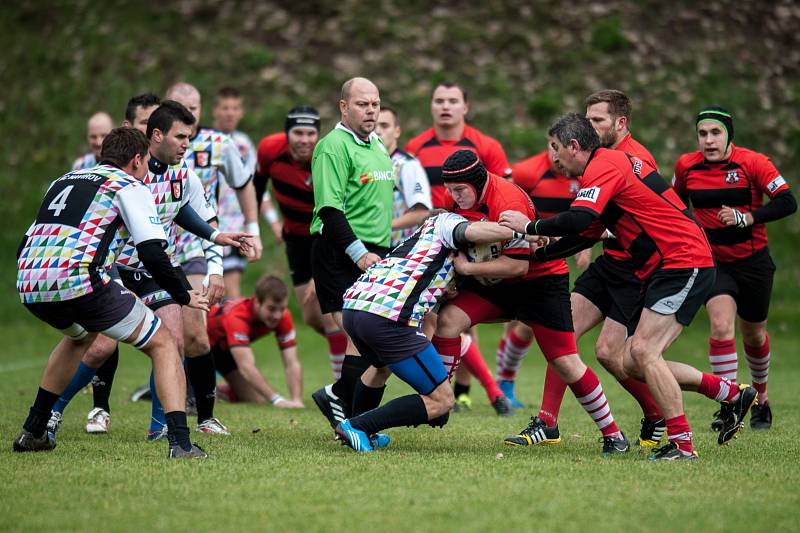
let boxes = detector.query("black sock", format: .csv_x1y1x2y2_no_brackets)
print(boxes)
454,382,470,397
23,387,60,437
352,380,386,417
165,410,192,451
350,394,428,435
92,347,119,413
186,351,216,423
331,355,370,415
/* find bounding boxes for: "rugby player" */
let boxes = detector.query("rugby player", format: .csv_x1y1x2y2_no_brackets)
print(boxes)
254,106,349,380
14,127,225,458
72,111,114,170
673,106,796,430
500,113,758,460
434,150,630,455
122,93,161,134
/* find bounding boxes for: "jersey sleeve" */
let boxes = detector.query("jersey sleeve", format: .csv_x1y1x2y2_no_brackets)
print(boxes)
185,170,216,221
481,138,512,178
275,310,297,349
240,134,258,178
399,159,433,210
311,149,350,211
224,308,254,348
436,212,469,249
220,138,252,189
114,184,169,244
671,158,688,198
570,160,622,216
751,153,788,198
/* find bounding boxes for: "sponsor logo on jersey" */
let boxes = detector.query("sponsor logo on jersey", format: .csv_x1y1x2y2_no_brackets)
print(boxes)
726,170,740,184
149,216,161,225
233,332,249,342
359,169,394,184
631,156,643,176
576,186,601,203
170,179,183,200
767,175,786,193
569,182,580,194
414,183,423,193
194,150,211,168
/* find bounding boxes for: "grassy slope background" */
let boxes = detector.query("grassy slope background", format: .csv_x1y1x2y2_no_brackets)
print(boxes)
1,2,799,531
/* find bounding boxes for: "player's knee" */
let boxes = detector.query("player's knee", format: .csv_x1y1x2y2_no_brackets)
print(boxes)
435,308,468,338
741,328,767,347
184,334,210,357
595,337,623,375
708,312,735,339
629,337,655,367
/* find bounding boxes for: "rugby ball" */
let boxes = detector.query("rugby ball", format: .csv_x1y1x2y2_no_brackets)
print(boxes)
466,242,503,286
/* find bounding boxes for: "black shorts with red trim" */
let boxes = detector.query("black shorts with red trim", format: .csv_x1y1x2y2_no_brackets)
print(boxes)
643,267,716,326
572,255,643,333
707,247,775,323
283,231,313,286
310,234,388,315
448,274,577,361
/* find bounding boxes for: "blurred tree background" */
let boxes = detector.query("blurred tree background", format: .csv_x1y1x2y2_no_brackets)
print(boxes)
2,0,799,303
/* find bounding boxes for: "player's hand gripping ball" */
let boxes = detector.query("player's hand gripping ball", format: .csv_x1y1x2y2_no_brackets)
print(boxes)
465,242,503,286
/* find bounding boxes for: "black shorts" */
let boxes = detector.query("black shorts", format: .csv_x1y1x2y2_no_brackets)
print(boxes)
311,234,388,315
342,310,431,367
573,255,644,332
181,256,208,276
211,345,238,376
643,267,716,326
284,232,313,286
23,281,144,340
456,274,574,332
707,247,775,323
118,267,176,311
222,246,247,273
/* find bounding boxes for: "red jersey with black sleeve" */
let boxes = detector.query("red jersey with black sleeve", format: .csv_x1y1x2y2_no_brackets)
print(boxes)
512,151,579,219
673,144,789,263
207,296,297,351
455,173,569,280
601,133,659,262
255,132,314,236
570,148,714,280
405,124,512,209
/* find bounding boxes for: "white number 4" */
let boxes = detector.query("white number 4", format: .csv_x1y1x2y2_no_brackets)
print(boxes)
48,185,74,216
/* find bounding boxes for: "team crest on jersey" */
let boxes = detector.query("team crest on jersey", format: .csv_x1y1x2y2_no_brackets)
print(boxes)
171,179,183,200
194,150,211,168
569,182,580,194
726,170,740,184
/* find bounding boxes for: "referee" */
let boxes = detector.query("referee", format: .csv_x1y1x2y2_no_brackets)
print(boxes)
310,77,395,431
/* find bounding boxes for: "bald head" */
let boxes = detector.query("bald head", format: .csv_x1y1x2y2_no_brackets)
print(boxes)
166,82,202,129
87,112,114,157
341,77,378,103
339,77,380,140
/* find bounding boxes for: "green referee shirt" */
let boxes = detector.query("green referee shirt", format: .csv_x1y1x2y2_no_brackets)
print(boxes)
310,122,394,247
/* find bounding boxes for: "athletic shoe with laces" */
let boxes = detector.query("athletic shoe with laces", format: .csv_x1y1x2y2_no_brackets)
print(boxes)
718,384,758,445
12,429,56,452
147,425,168,442
335,419,374,452
492,396,514,417
602,432,630,456
168,442,208,459
370,433,391,449
497,379,525,409
452,393,472,412
504,416,561,446
312,384,347,429
196,417,230,435
649,442,697,461
710,409,723,432
86,407,110,434
636,418,666,447
130,384,152,402
749,402,772,430
47,411,63,440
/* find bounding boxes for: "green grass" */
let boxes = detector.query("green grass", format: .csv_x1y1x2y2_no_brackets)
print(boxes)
1,306,799,532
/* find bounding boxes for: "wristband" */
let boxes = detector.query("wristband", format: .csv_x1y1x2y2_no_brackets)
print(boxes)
263,208,279,224
245,221,261,236
270,394,285,405
525,220,536,235
345,239,369,264
512,230,524,240
208,229,220,243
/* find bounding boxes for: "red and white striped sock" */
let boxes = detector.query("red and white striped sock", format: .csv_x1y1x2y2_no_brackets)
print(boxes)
325,330,348,380
698,373,740,402
568,368,620,437
495,328,532,381
665,414,694,454
432,335,463,380
745,334,770,399
709,337,738,382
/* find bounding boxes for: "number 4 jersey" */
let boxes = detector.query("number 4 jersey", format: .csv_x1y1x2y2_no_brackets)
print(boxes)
17,164,168,303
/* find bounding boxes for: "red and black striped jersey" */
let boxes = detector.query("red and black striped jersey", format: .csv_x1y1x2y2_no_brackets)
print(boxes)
207,296,296,351
601,133,659,263
672,144,788,263
512,151,579,219
455,173,569,281
255,133,314,236
405,124,512,209
572,148,714,281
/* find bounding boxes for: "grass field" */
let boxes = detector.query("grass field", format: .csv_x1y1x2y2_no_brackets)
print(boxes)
1,295,799,532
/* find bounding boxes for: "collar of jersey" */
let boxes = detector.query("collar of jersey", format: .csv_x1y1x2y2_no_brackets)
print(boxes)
148,154,169,175
335,122,378,146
